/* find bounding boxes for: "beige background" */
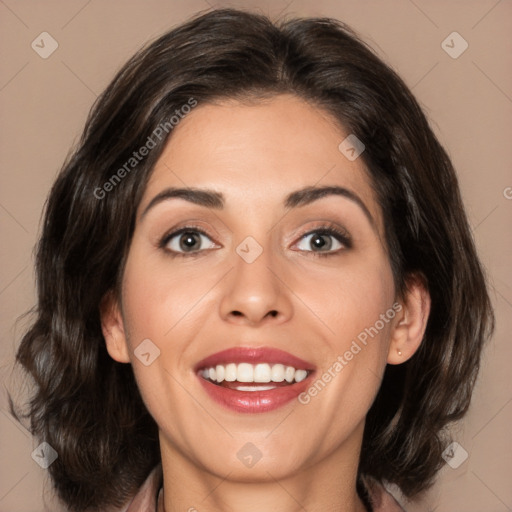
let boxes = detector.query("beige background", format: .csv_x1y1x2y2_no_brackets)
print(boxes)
1,1,511,511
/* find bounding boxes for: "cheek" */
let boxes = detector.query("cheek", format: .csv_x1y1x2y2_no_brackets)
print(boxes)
118,250,193,433
302,252,395,350
296,261,396,445
120,246,205,346
118,245,214,399
338,271,395,348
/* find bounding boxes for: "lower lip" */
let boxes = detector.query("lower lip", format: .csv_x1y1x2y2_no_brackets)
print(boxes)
197,374,314,413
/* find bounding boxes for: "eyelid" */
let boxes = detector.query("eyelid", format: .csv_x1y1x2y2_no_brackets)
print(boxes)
291,223,352,254
158,221,352,257
159,225,221,255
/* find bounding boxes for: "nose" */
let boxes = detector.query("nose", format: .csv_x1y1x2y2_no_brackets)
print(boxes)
218,240,294,326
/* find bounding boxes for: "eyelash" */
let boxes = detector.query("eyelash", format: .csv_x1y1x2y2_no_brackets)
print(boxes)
298,225,352,257
158,223,352,258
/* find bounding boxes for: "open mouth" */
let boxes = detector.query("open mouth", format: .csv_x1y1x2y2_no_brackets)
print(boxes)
199,362,311,391
194,347,315,413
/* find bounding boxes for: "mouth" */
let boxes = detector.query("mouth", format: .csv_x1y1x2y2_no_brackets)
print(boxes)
194,346,316,413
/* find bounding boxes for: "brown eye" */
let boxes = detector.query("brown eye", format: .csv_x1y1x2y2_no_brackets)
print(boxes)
161,228,218,255
295,227,350,255
178,232,202,251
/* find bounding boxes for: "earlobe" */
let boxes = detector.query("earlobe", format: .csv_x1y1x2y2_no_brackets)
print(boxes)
99,290,131,364
387,275,431,365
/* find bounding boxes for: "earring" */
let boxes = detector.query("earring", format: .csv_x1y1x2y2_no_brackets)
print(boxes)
397,349,402,356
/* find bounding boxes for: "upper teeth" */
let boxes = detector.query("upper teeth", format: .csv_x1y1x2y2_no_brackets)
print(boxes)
201,363,308,384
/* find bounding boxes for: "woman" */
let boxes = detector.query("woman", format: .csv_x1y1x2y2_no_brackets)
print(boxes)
12,8,494,512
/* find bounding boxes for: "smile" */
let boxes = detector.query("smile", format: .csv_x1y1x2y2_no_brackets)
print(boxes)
201,362,309,387
195,347,316,413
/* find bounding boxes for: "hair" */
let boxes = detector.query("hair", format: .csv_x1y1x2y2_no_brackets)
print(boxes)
11,7,494,512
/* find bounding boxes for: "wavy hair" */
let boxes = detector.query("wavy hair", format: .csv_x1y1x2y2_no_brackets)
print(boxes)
11,8,494,511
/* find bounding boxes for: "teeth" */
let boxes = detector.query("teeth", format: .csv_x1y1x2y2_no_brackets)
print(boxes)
215,365,225,383
225,363,237,382
295,369,308,382
236,385,276,391
200,363,309,384
237,363,253,382
271,364,285,382
254,363,271,382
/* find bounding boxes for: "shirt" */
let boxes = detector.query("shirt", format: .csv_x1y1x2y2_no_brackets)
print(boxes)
122,464,405,512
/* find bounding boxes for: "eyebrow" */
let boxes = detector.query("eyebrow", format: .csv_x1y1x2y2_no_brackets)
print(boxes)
139,185,375,226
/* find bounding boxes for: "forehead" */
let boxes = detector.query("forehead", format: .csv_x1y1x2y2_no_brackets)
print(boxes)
142,94,382,229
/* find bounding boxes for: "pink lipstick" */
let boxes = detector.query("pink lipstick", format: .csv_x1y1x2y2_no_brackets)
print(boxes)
195,347,316,413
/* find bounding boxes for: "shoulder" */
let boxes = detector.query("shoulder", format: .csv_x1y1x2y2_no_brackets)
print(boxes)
121,463,163,512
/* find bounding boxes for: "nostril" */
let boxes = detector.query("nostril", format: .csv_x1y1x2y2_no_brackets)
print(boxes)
228,310,279,320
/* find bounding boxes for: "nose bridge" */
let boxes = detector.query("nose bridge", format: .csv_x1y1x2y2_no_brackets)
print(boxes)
218,232,292,324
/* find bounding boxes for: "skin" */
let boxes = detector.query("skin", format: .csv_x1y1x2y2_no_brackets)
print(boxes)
101,94,430,512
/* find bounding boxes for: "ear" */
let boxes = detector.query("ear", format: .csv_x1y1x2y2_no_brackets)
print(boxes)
99,290,131,364
387,274,431,365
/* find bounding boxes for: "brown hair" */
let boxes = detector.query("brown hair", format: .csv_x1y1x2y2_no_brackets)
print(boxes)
11,8,494,511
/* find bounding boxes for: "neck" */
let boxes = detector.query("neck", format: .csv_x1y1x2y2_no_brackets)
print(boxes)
158,422,368,512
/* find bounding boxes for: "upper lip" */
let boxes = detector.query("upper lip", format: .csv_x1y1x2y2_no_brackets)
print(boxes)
194,346,316,372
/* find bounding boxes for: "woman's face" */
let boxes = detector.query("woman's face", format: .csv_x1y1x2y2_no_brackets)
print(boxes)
106,94,402,481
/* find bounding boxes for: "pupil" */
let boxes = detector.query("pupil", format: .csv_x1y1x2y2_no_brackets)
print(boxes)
312,234,330,250
180,232,198,251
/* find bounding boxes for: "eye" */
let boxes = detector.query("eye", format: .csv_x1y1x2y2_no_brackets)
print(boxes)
294,226,351,256
160,227,218,256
